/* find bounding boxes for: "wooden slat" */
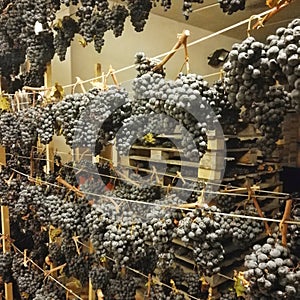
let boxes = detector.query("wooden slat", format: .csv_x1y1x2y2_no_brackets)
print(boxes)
131,144,183,153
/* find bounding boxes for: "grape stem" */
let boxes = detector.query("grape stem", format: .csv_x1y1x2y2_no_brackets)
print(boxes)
247,181,271,235
252,0,293,30
56,176,84,197
280,198,293,247
72,77,86,94
44,263,67,278
152,30,190,71
106,65,119,88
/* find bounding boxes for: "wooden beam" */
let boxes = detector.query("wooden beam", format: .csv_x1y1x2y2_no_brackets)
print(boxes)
1,206,13,300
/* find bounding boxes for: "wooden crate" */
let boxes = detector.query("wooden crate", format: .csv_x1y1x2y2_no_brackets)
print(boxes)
198,167,223,180
150,149,169,160
237,124,260,138
200,151,225,170
207,130,225,150
237,149,258,165
119,155,130,166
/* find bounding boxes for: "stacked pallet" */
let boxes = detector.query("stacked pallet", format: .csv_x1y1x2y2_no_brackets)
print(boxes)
118,131,227,185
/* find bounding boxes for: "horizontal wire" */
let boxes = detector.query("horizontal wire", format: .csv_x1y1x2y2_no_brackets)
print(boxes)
5,151,289,199
33,148,289,197
193,3,219,12
6,167,300,226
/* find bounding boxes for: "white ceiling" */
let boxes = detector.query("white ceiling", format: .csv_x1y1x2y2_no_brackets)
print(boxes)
150,0,300,42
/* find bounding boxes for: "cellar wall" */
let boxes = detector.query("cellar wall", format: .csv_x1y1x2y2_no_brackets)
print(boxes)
52,12,240,88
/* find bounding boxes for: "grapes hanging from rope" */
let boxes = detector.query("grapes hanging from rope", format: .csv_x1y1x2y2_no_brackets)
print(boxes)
53,16,79,61
218,0,246,15
265,18,300,110
244,239,300,299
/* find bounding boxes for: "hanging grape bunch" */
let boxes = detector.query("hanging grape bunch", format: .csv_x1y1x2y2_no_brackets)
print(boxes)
53,16,79,61
0,0,259,89
253,86,288,156
134,52,166,78
223,37,275,112
33,281,66,300
212,79,240,133
218,0,246,15
244,238,300,299
107,274,139,300
265,18,300,110
175,205,226,276
36,104,56,145
0,253,13,283
131,70,218,160
12,253,44,298
0,111,21,147
53,86,130,151
224,205,265,246
16,107,39,149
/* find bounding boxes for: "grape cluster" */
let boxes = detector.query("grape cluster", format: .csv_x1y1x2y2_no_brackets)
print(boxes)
181,0,204,20
224,37,274,110
17,108,39,149
216,194,240,212
50,196,92,238
0,104,55,150
0,168,25,207
107,275,138,300
129,246,158,275
244,238,300,299
11,182,44,220
127,0,152,32
175,205,225,276
12,254,44,298
184,272,207,298
130,70,221,160
53,92,91,146
134,52,166,77
147,282,166,299
224,205,265,246
48,242,66,267
102,220,147,266
0,112,20,147
212,79,240,129
36,104,55,144
23,31,55,86
0,253,13,283
145,211,177,253
53,16,79,61
65,253,95,285
110,4,129,37
53,86,130,150
218,0,246,15
33,281,66,300
33,193,64,226
253,86,288,156
29,230,50,267
88,204,113,258
265,19,300,110
89,265,110,292
113,179,161,203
